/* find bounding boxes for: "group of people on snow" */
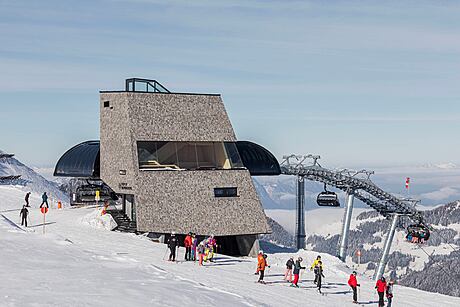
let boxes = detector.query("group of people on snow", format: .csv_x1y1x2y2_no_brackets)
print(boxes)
255,252,395,305
166,232,217,266
281,255,324,291
348,270,394,306
375,276,394,307
19,192,49,227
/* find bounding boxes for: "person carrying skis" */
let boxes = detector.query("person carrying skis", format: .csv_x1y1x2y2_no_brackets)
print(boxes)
19,205,29,227
167,232,178,262
255,250,264,275
291,257,306,288
375,276,387,307
258,254,270,284
348,271,360,304
284,257,294,282
184,232,193,261
310,255,323,284
386,279,394,307
40,192,49,208
25,192,31,207
315,260,325,293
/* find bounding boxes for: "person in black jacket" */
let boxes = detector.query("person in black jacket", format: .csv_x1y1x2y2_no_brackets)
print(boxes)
314,260,325,293
25,192,31,207
284,257,294,282
19,205,29,227
167,232,178,261
290,257,306,288
40,192,49,208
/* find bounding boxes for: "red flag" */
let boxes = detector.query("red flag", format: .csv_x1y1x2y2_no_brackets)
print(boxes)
405,177,410,189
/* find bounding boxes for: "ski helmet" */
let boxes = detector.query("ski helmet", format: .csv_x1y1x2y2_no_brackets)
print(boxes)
259,250,264,254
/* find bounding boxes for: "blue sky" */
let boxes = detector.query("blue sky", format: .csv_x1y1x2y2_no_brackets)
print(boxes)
1,0,460,168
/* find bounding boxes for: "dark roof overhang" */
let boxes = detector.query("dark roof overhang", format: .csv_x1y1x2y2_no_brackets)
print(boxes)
54,141,100,178
236,141,281,176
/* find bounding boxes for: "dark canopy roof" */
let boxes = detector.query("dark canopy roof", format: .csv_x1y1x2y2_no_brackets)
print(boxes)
54,141,100,178
236,141,281,176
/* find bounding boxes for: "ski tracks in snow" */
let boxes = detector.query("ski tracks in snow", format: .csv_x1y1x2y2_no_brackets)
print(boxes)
147,263,264,307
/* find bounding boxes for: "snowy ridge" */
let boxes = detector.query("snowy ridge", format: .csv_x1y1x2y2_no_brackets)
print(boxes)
0,151,68,207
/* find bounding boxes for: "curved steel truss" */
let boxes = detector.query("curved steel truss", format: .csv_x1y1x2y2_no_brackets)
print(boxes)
280,154,425,224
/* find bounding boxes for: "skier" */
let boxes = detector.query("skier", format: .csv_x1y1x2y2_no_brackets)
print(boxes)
257,254,270,284
310,255,323,284
19,205,29,227
24,192,31,207
184,232,193,261
386,279,394,307
167,232,178,262
40,192,49,208
255,250,264,275
284,257,294,282
206,235,217,262
291,257,305,288
348,271,360,304
375,276,387,307
191,233,198,261
314,260,325,293
197,242,205,266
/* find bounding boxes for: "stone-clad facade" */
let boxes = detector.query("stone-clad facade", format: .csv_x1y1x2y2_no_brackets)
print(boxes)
99,91,270,254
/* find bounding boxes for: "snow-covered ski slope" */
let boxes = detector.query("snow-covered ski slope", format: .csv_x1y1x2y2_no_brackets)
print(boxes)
1,203,459,306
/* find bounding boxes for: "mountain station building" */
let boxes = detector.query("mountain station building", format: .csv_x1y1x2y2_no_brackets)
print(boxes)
54,78,280,256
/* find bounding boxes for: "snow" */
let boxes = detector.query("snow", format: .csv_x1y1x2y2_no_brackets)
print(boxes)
1,197,459,306
81,207,117,231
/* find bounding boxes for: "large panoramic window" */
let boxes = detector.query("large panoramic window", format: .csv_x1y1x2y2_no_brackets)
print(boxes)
137,141,245,171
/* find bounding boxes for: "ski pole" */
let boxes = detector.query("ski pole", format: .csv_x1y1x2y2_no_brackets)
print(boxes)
162,245,169,261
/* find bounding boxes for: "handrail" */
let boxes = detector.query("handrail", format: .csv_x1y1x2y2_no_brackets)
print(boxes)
125,78,171,93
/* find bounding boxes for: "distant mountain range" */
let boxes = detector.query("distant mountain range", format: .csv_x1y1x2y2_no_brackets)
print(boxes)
263,200,460,297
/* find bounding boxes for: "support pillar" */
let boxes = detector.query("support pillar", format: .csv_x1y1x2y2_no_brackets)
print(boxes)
338,190,354,262
295,176,306,250
374,214,399,280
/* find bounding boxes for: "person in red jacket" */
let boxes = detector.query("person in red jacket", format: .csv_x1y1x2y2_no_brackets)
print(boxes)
184,232,193,261
375,276,387,307
348,271,360,304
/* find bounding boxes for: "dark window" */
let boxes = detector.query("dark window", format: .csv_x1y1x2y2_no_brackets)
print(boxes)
214,187,238,197
103,101,110,108
224,142,244,168
176,142,198,169
196,142,216,169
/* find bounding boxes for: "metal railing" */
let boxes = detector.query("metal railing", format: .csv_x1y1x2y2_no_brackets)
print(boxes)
125,78,171,93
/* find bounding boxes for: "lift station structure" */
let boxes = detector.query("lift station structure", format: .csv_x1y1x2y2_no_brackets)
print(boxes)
280,154,428,280
54,78,430,279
